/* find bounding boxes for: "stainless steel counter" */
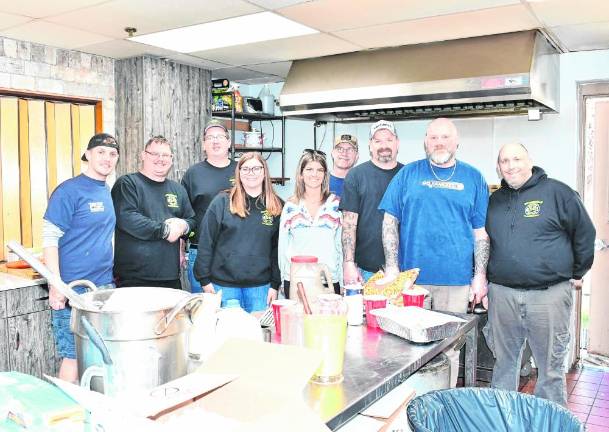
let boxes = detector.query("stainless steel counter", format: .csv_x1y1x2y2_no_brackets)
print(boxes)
304,313,479,430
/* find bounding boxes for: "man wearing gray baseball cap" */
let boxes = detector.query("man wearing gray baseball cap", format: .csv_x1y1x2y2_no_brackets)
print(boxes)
340,120,402,285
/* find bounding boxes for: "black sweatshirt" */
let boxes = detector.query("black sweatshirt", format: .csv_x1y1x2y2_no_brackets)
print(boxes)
194,192,281,289
486,167,596,289
112,172,196,282
181,160,237,245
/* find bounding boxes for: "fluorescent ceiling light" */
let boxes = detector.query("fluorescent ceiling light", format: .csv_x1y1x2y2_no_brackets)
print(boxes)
130,12,318,53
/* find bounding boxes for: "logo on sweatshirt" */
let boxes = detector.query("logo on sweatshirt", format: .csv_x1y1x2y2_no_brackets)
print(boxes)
89,202,105,212
165,193,179,208
524,200,543,218
261,210,274,226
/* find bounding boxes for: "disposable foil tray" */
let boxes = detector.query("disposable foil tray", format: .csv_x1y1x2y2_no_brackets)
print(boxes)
370,306,466,343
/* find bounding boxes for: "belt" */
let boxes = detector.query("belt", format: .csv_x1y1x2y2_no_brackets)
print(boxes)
189,244,198,250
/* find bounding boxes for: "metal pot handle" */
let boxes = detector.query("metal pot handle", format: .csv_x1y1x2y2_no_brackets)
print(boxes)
80,316,113,365
154,293,204,336
67,279,99,292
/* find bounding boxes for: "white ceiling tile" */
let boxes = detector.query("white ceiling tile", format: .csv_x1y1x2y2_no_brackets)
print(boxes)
527,0,609,27
0,0,105,19
235,76,284,84
0,20,112,50
76,39,175,59
212,66,274,82
191,33,361,65
0,12,32,30
247,0,312,10
279,0,520,32
46,0,262,39
334,5,539,49
551,22,609,51
161,53,230,70
246,61,292,77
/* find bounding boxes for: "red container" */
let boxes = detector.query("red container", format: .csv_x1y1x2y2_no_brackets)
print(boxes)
402,292,425,308
271,299,296,336
363,295,387,328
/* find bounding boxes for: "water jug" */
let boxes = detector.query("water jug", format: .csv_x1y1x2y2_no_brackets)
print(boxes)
289,256,335,302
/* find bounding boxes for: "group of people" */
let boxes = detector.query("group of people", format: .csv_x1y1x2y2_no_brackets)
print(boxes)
44,117,595,409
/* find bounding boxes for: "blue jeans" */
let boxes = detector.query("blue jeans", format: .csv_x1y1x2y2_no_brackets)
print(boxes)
52,283,114,359
187,248,202,293
486,281,572,406
213,283,270,313
359,268,377,283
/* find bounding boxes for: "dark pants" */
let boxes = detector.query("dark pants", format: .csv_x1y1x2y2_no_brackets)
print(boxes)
283,280,340,298
115,277,182,290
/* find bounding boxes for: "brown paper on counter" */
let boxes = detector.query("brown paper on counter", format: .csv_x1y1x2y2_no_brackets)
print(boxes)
157,338,329,431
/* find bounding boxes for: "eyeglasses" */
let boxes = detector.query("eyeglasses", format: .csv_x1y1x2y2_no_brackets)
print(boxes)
334,146,356,154
303,148,326,157
204,134,228,142
145,150,173,160
240,166,264,175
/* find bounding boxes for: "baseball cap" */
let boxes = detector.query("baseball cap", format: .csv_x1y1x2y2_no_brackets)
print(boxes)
81,133,119,161
369,120,397,139
204,119,228,135
334,134,358,151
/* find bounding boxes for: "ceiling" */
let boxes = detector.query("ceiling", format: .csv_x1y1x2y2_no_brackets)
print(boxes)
1,0,608,84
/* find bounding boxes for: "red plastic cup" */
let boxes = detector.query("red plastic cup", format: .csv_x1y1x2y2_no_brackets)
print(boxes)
402,292,425,307
272,299,296,336
363,295,387,328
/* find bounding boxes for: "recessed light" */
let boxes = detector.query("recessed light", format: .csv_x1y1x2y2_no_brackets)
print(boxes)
130,12,318,53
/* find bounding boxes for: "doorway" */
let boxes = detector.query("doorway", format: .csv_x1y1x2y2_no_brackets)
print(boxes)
578,82,609,365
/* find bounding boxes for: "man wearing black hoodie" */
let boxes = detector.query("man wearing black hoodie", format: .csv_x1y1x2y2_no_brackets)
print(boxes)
485,143,595,407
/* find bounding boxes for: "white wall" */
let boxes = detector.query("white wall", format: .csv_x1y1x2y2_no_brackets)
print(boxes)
243,48,609,198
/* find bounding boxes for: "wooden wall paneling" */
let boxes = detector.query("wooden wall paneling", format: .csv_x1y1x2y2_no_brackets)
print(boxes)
27,100,48,249
54,103,72,188
18,99,32,248
79,104,95,172
114,57,145,177
94,101,103,134
71,104,81,175
0,97,22,255
45,102,57,196
115,56,211,180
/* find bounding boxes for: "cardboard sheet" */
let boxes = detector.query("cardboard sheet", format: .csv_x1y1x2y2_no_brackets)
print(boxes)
159,338,329,431
360,381,415,419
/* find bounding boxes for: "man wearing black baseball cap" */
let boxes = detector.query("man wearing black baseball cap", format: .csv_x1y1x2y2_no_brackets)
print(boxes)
43,132,120,383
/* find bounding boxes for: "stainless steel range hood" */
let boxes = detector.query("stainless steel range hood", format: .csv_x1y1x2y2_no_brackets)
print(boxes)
279,31,559,122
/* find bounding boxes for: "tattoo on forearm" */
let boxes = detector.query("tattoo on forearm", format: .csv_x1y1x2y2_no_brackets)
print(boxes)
382,213,399,269
474,238,490,275
342,211,358,262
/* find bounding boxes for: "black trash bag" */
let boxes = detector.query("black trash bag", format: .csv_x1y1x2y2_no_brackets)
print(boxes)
407,388,584,432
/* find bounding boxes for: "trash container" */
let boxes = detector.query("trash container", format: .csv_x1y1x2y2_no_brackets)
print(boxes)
407,388,584,432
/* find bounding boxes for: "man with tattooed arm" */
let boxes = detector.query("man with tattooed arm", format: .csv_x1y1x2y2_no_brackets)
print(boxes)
378,117,490,387
340,120,403,284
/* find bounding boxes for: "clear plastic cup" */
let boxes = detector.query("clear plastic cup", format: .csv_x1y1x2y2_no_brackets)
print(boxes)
304,313,347,384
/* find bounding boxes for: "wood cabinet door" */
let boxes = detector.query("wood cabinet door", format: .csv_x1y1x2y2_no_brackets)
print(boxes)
0,317,8,371
8,309,57,378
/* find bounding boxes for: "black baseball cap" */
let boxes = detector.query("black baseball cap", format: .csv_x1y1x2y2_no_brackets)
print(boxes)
81,133,119,161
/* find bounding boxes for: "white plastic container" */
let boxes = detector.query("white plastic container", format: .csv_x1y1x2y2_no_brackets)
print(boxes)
215,299,263,344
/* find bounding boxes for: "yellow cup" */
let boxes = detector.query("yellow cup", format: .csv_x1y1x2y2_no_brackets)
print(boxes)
304,314,347,384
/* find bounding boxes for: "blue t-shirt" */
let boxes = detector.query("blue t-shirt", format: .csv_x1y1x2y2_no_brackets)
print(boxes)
378,159,488,285
44,174,115,286
329,174,345,199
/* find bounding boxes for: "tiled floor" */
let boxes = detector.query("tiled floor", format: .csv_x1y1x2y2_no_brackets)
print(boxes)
517,364,609,430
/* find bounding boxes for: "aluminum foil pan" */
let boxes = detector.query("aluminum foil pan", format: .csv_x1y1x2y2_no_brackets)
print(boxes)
370,306,465,343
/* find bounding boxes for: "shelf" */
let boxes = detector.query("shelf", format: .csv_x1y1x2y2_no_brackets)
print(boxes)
271,177,290,185
212,110,282,121
233,146,283,153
